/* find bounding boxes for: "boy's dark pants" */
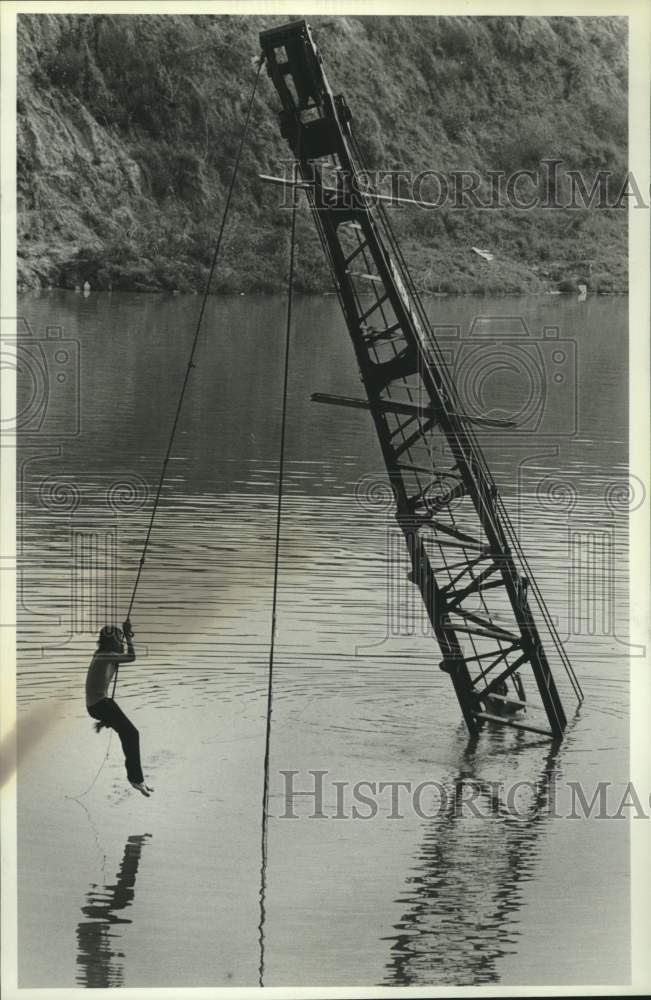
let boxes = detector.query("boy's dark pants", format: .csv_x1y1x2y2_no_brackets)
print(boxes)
87,698,144,783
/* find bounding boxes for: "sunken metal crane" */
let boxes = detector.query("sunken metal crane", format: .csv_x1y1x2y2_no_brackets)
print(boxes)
259,20,583,739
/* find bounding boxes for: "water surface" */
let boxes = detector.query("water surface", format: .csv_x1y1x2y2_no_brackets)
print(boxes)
16,289,630,987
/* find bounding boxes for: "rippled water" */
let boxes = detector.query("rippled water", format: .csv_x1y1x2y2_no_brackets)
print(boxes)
16,289,630,987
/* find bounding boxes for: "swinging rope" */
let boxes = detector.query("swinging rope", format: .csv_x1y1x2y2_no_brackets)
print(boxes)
65,736,113,800
125,56,264,625
257,161,299,989
69,60,264,803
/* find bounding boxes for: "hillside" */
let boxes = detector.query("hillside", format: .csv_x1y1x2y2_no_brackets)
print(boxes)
17,14,628,294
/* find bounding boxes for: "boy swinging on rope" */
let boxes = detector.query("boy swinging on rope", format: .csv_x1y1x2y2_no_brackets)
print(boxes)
85,618,154,797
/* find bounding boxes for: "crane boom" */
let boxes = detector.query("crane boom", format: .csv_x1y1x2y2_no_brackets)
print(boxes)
259,19,582,738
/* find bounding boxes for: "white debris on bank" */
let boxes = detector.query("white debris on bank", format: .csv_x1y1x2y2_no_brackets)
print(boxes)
471,247,495,262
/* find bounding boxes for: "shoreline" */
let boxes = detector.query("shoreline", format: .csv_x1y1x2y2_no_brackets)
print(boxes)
16,284,629,298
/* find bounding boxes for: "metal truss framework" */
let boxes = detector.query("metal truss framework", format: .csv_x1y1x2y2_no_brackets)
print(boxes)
259,20,583,738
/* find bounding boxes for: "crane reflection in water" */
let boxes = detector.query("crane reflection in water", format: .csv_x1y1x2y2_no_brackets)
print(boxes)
384,736,562,986
76,833,151,987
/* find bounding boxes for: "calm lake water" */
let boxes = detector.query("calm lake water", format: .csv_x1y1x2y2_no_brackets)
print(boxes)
16,289,630,987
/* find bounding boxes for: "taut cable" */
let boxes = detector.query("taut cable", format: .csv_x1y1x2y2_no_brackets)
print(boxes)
257,158,299,989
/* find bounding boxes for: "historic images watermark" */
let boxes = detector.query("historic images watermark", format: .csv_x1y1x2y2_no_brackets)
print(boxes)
1,317,81,439
354,473,636,650
428,316,578,436
277,769,651,822
354,469,636,654
351,310,640,656
16,467,150,649
274,158,648,211
2,316,151,649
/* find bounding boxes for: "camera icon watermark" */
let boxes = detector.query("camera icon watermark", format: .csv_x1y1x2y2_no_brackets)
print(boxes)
1,317,80,437
430,317,577,436
17,450,150,652
514,456,644,656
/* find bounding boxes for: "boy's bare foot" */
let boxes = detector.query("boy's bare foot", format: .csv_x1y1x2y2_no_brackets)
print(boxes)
130,781,154,797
